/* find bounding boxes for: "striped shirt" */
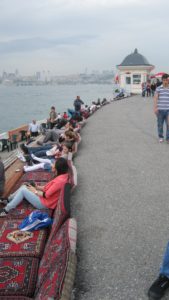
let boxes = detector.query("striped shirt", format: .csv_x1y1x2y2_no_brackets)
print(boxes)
156,85,169,110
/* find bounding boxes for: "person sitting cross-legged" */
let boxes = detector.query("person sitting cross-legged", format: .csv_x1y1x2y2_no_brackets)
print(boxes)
0,158,69,216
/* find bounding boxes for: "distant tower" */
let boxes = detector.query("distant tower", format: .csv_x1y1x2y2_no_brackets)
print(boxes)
36,72,41,81
15,69,19,78
117,49,155,94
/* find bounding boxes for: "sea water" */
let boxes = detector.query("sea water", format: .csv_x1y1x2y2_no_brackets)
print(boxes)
0,84,113,132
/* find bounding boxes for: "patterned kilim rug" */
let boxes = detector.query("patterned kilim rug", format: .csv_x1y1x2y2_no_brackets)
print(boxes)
10,171,54,194
35,220,70,299
0,256,39,297
21,171,53,182
6,201,53,219
0,219,48,258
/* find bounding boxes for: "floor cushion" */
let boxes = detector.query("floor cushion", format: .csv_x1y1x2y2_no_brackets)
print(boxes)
6,200,53,220
0,257,39,297
46,182,71,246
0,219,48,258
21,171,53,183
11,171,54,194
67,160,77,191
35,218,77,300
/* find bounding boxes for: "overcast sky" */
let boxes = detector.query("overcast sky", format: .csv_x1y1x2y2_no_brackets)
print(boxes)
0,0,168,75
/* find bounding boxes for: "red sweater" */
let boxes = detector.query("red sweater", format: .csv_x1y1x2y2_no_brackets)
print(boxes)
40,174,69,209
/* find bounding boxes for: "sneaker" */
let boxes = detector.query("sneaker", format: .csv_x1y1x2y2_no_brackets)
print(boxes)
148,275,169,299
31,153,36,159
0,198,9,205
0,209,8,217
159,138,164,143
17,154,26,162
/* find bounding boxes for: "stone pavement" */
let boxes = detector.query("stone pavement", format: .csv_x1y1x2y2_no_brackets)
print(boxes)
72,95,169,300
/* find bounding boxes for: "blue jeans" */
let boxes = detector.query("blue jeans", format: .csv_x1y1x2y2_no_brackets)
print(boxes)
5,186,46,212
68,108,75,118
157,110,169,140
31,150,48,157
28,144,52,155
160,241,169,278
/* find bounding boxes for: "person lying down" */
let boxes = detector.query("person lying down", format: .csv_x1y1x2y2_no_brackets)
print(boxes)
24,142,72,172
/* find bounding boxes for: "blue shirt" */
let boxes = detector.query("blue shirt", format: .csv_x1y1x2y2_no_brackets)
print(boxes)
156,85,169,110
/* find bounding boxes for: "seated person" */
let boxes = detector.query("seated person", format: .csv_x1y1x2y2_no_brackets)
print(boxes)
148,241,169,299
64,130,77,145
23,142,72,172
62,112,68,119
28,120,39,137
28,144,60,158
90,102,97,113
47,106,58,129
37,129,61,145
20,143,54,156
0,158,69,216
55,117,68,129
0,159,5,198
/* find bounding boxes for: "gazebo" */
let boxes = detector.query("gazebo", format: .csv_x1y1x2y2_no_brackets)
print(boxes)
117,49,154,94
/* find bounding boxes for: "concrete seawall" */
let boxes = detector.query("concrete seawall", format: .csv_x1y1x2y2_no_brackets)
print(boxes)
72,95,169,300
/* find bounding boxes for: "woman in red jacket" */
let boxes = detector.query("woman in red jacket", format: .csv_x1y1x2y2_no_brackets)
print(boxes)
0,158,69,217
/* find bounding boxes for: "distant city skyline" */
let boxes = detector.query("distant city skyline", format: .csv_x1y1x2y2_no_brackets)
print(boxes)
0,68,114,85
0,0,169,75
0,68,114,77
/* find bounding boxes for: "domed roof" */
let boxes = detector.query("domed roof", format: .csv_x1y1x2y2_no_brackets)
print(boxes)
118,49,152,66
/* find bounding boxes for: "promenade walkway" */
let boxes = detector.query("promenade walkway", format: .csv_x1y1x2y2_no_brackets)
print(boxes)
73,95,169,300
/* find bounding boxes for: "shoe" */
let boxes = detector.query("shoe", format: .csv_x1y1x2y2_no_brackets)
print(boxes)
17,154,26,162
0,198,9,205
159,138,164,143
0,209,8,217
148,275,169,299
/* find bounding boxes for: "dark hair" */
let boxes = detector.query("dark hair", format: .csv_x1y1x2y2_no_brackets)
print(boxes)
59,136,65,143
162,74,169,80
51,106,55,110
69,119,76,128
55,157,68,176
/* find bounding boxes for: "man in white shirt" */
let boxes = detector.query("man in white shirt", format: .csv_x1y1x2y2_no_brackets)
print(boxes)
28,120,39,137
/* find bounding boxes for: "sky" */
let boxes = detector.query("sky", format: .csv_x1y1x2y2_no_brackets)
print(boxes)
0,0,169,75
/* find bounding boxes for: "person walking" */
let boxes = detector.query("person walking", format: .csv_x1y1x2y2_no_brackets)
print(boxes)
154,74,169,143
146,81,151,97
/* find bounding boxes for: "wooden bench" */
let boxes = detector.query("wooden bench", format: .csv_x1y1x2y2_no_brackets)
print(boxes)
3,158,24,197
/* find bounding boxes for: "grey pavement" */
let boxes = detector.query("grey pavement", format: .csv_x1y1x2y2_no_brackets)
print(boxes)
72,95,169,300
